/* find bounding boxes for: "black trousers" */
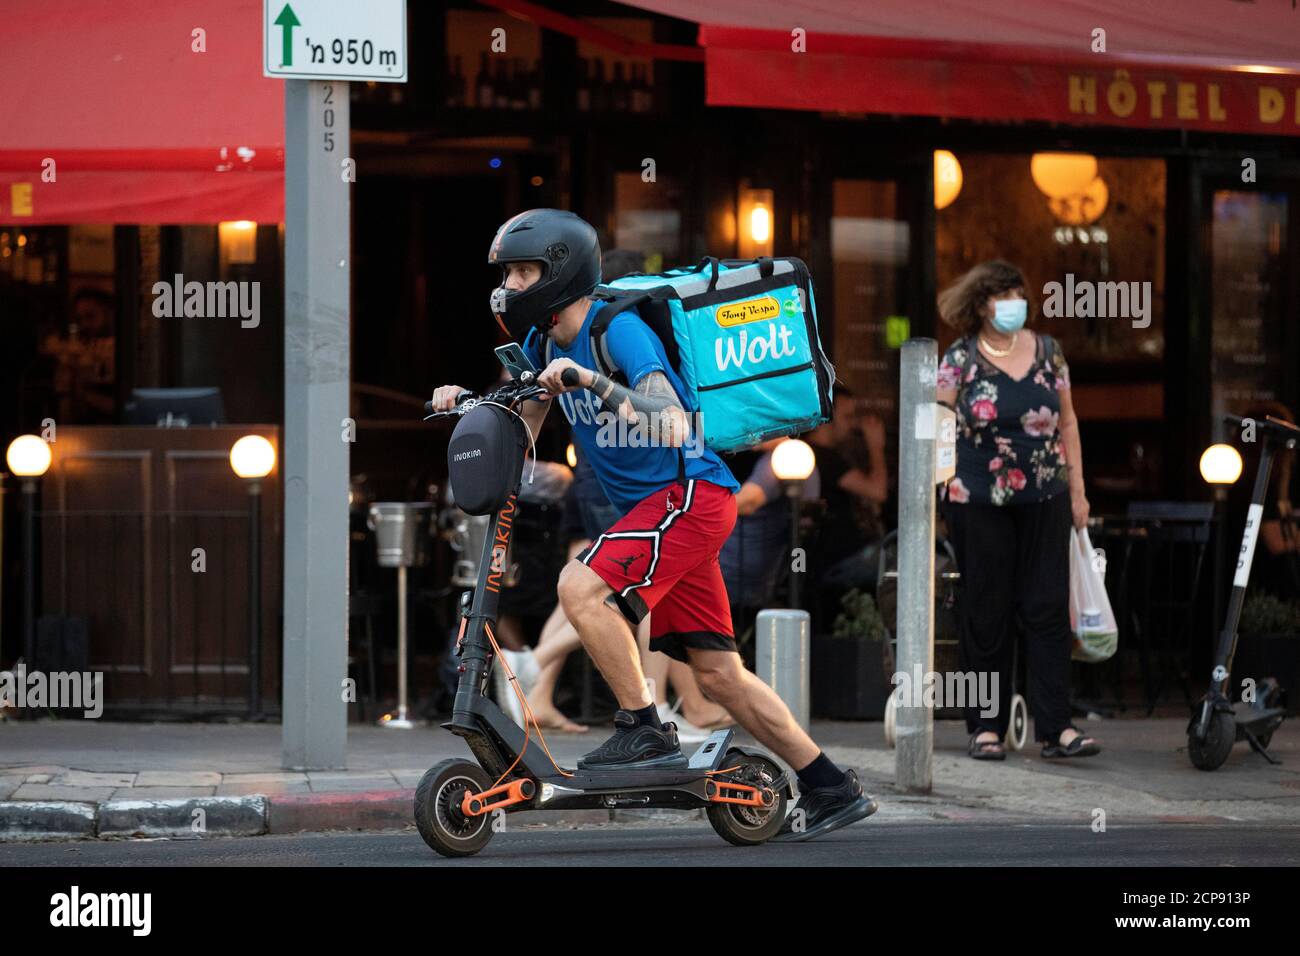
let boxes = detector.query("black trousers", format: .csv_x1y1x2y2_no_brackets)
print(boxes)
944,491,1073,742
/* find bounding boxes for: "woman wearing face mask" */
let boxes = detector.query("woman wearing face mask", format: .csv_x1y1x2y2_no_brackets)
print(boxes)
935,261,1100,761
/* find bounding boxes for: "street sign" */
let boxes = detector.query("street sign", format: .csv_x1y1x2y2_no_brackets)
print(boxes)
263,1,407,82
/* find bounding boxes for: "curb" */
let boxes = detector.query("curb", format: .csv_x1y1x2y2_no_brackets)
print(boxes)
0,801,97,841
99,796,267,839
0,790,698,841
0,792,1254,841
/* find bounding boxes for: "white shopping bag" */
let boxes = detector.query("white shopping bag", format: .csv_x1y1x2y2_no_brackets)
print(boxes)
1067,527,1118,663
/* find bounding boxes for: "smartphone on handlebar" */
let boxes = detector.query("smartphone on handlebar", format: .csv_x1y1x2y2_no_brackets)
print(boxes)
494,342,537,381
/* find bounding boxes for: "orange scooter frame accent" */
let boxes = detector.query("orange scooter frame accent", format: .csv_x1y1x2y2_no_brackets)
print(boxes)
706,778,768,807
461,778,533,816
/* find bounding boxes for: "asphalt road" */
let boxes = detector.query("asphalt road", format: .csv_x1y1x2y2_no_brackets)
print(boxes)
5,821,1298,867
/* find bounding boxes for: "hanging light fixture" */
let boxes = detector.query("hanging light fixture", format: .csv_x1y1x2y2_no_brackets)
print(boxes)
1030,153,1098,200
1049,176,1109,225
934,150,963,210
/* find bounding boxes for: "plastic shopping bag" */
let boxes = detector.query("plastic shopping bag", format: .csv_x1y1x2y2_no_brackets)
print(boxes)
1068,527,1118,663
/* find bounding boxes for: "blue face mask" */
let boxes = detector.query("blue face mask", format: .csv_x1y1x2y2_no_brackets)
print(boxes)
992,298,1027,334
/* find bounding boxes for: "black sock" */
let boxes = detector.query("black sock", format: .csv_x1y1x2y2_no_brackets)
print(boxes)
630,703,662,729
796,752,846,790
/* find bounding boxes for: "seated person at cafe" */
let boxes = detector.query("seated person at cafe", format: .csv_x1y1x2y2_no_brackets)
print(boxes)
40,287,117,423
720,440,821,624
806,387,890,602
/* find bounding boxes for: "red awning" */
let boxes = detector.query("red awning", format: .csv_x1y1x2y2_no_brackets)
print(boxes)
0,0,283,224
617,0,1300,135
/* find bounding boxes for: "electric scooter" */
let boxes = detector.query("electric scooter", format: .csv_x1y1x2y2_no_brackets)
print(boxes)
1188,413,1299,771
414,367,790,857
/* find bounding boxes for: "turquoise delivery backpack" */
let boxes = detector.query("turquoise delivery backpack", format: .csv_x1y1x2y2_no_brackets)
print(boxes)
551,256,835,453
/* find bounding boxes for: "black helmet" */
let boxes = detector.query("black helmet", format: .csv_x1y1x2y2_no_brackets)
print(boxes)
488,209,601,341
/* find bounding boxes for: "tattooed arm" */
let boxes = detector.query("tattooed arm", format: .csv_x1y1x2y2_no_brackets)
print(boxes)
536,357,690,447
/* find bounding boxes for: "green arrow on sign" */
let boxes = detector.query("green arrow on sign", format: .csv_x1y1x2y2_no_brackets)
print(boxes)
274,3,301,67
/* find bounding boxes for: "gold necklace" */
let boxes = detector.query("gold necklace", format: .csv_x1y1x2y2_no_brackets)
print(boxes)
979,330,1018,357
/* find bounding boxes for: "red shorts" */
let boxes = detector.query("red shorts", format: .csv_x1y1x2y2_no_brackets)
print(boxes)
577,479,738,663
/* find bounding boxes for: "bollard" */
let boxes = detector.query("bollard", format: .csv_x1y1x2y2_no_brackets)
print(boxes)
755,608,811,731
367,502,431,729
897,339,937,794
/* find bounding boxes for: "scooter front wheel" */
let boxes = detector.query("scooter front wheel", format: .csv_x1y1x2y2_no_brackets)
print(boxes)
414,758,496,857
1188,711,1235,771
707,750,787,846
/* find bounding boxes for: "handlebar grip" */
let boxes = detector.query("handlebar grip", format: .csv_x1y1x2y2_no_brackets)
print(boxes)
561,368,581,388
424,400,435,414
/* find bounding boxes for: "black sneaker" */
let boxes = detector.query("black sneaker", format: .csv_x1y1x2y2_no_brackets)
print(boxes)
576,710,689,770
772,769,878,842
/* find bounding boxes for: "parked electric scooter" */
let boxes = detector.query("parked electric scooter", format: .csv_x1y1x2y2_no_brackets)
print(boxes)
1188,413,1299,771
414,367,790,857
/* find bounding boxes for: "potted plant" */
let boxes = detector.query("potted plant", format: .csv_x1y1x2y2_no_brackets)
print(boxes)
1233,592,1300,715
811,588,891,719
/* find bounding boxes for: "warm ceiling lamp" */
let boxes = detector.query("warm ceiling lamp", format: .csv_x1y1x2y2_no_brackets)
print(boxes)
218,220,258,266
1050,176,1109,225
1030,153,1098,200
737,185,775,258
934,150,963,210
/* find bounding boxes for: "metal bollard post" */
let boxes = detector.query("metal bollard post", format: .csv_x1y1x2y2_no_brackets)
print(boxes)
755,608,810,731
897,339,937,793
368,502,430,729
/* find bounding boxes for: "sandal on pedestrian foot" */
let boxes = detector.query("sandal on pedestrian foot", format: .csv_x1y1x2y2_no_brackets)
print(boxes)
968,732,1006,761
1041,729,1100,758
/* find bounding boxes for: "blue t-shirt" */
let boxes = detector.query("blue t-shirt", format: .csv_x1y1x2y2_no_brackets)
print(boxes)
523,302,739,514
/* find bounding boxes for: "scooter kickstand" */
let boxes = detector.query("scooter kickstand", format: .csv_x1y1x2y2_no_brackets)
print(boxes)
1242,730,1282,765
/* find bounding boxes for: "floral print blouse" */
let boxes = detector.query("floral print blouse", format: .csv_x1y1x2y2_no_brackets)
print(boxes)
938,333,1071,506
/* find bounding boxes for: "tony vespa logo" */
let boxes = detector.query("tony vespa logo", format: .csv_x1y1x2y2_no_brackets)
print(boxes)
714,294,800,372
50,886,151,936
152,273,260,328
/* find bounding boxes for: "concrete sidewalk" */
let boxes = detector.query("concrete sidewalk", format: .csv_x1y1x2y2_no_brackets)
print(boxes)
1,716,1297,840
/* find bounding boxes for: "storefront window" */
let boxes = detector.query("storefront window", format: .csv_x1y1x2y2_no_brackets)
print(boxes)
1209,191,1288,420
613,171,681,273
936,153,1166,373
830,178,909,419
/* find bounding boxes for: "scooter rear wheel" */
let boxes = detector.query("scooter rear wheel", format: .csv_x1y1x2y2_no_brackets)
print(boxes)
706,750,787,846
1188,711,1235,771
414,758,495,857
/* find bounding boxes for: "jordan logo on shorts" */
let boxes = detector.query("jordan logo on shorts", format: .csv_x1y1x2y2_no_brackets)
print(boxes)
608,553,641,574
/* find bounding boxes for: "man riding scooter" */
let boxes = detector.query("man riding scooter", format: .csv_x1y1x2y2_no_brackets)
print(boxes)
429,209,877,842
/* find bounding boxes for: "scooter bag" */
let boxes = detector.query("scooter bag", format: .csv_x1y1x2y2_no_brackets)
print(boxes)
447,403,527,515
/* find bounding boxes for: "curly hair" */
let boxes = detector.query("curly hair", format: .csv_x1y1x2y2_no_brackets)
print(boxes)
938,261,1032,337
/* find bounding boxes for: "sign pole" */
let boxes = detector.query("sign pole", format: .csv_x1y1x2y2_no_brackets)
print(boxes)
896,339,937,793
281,77,350,770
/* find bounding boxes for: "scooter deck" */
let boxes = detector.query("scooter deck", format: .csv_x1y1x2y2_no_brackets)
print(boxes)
536,730,735,789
